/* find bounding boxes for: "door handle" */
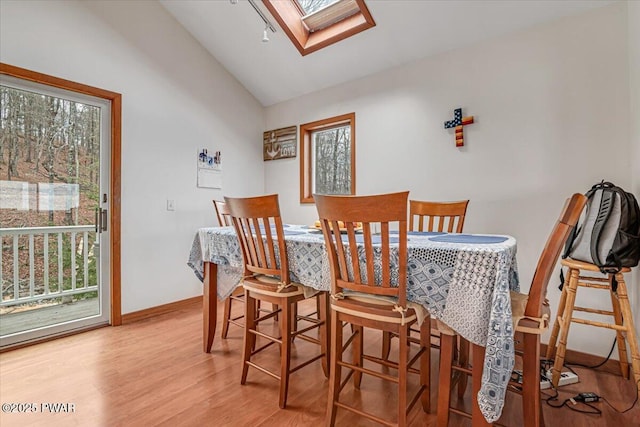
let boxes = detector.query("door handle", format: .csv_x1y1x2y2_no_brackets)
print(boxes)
95,208,100,233
100,208,108,232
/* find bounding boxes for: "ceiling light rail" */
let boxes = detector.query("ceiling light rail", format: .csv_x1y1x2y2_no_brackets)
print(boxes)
231,0,277,43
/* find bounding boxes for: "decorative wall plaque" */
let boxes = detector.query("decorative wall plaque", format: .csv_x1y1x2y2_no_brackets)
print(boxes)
263,125,297,161
444,108,474,147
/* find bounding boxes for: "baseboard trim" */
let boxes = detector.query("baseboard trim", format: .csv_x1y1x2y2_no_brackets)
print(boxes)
541,343,624,376
122,296,202,324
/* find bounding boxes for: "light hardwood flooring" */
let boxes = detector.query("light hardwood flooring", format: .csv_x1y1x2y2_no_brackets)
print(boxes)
0,299,638,426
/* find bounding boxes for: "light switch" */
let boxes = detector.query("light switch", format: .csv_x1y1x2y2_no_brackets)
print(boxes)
167,199,175,211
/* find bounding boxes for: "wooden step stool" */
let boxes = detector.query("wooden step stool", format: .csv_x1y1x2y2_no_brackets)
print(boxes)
546,259,640,393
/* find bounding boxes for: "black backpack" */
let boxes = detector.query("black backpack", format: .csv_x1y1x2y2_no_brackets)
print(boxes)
562,182,640,283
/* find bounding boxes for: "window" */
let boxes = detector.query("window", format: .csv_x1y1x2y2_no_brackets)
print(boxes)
300,113,355,203
263,0,375,56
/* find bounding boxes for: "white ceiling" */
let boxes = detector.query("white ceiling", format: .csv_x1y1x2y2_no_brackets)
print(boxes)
160,0,614,107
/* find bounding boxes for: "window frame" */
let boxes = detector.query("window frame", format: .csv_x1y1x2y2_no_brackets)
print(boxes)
300,112,355,204
263,0,375,56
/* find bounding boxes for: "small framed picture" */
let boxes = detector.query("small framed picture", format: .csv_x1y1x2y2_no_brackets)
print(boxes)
263,125,297,161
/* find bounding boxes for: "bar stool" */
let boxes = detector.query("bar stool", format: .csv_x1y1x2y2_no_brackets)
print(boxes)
546,258,640,393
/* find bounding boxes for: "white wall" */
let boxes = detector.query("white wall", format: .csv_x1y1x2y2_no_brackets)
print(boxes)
0,0,265,313
628,0,640,330
265,3,634,357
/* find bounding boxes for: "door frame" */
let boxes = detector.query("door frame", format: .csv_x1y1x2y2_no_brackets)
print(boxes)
0,62,122,326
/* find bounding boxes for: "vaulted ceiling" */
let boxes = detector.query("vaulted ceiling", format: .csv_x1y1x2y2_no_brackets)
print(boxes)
160,0,614,107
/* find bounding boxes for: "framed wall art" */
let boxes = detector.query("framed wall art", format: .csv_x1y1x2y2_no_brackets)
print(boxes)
263,125,297,161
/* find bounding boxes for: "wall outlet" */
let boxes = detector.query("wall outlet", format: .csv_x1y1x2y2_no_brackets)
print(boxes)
167,199,175,211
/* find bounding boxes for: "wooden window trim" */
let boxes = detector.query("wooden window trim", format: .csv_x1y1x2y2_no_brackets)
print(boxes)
300,112,355,204
0,62,123,326
263,0,375,56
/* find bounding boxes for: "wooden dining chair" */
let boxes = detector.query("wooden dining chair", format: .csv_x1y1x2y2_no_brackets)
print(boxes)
315,192,430,427
382,199,470,360
225,194,328,409
436,193,587,427
213,199,233,227
213,200,246,339
409,199,469,233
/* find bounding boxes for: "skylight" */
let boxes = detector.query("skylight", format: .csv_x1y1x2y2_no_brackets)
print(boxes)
299,0,360,32
296,0,337,16
263,0,375,56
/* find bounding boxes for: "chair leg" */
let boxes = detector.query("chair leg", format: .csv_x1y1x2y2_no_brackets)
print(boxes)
241,291,257,385
279,299,292,409
291,302,298,342
326,310,342,427
471,344,491,427
457,337,469,399
550,267,579,387
522,333,542,427
398,325,409,427
256,300,261,318
318,292,330,378
545,272,569,361
353,324,364,389
615,274,640,393
436,333,455,427
420,320,431,413
609,277,630,379
382,331,392,360
221,297,232,339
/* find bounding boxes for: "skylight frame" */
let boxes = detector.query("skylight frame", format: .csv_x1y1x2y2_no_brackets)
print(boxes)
263,0,375,56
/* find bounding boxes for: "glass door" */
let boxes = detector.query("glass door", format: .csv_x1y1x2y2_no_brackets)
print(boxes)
0,75,111,348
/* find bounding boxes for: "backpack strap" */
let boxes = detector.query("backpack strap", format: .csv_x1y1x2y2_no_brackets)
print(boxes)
590,188,615,268
562,184,599,259
611,274,618,293
559,186,592,290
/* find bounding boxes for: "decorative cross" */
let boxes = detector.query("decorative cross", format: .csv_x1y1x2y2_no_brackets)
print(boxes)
444,108,474,147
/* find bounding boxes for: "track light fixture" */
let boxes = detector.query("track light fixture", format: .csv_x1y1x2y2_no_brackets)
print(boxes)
230,0,276,42
245,0,276,42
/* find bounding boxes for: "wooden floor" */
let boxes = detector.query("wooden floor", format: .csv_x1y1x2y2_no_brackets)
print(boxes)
0,299,638,427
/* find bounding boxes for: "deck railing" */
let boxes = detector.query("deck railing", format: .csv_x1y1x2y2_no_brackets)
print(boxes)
0,225,98,308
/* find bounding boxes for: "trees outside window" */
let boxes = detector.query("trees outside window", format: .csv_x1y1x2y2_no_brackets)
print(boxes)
300,113,355,203
0,85,101,225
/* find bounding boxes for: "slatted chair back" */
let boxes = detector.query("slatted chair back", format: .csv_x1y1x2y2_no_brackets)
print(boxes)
314,191,409,307
524,193,586,319
436,193,587,427
224,194,289,285
213,200,233,226
409,200,469,233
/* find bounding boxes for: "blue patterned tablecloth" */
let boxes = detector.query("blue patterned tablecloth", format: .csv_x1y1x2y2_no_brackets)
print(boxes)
187,225,519,422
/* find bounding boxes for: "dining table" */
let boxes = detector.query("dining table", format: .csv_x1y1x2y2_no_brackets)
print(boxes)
187,224,519,423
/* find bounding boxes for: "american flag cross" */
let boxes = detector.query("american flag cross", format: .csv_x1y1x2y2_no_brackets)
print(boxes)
444,108,474,147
